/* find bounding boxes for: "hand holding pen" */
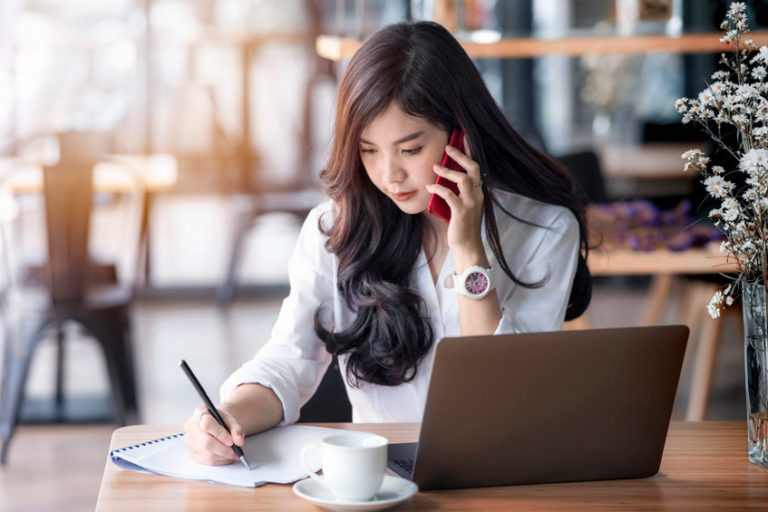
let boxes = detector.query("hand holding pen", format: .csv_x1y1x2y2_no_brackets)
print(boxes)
180,359,250,468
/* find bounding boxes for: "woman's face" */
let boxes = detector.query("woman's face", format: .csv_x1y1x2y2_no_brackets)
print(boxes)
359,103,449,215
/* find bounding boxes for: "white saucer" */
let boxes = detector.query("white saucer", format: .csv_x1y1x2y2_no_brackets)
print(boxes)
292,475,418,512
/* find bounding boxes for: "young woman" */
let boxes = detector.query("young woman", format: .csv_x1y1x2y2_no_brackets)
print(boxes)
185,20,591,465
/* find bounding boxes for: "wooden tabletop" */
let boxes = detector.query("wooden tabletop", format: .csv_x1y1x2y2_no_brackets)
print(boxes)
0,154,178,193
97,422,767,511
599,143,701,181
588,243,735,276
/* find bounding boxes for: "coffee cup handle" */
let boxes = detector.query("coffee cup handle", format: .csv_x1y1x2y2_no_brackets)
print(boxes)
300,444,326,488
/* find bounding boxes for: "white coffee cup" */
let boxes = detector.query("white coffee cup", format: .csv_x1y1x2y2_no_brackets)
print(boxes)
300,433,388,502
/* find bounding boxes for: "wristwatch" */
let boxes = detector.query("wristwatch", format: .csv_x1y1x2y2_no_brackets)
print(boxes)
447,265,494,300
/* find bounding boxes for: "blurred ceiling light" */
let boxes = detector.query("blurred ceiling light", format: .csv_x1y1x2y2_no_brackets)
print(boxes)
15,12,54,46
104,39,136,72
150,0,202,43
469,29,501,44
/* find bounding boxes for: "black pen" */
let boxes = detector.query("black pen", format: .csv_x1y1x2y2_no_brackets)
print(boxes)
179,359,250,470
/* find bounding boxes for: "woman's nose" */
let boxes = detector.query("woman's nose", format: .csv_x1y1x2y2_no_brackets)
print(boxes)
383,157,406,184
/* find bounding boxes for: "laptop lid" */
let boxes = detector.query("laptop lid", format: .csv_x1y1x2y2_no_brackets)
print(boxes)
394,325,688,490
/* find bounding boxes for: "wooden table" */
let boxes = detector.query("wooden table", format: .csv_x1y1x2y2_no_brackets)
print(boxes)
97,422,766,511
596,143,703,198
583,244,736,421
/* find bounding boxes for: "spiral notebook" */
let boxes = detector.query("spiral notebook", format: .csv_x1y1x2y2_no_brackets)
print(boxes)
110,424,343,487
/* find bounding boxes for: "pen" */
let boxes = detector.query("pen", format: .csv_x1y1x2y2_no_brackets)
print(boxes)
179,359,250,470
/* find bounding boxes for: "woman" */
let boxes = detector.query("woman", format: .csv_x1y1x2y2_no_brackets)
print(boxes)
185,21,591,465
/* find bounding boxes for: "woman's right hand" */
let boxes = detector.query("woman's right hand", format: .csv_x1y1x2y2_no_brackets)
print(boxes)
184,405,246,466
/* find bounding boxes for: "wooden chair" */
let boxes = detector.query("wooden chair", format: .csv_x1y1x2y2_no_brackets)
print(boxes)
216,0,332,306
0,157,144,464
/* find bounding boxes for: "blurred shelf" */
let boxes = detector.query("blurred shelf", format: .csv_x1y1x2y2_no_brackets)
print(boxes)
316,31,768,60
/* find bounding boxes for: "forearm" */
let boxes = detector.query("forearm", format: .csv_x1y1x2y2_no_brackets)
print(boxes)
218,383,284,436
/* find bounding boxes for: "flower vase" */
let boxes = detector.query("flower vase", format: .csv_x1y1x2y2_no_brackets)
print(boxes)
591,112,611,144
741,282,768,468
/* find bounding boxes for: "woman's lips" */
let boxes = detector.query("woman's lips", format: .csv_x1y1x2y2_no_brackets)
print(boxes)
391,191,416,201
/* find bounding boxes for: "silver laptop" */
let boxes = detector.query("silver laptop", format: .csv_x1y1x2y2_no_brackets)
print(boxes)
387,325,689,490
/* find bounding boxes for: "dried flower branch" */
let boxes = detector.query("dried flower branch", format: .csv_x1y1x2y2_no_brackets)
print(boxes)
677,2,768,317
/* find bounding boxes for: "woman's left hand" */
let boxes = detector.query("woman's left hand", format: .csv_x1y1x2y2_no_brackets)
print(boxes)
426,143,485,254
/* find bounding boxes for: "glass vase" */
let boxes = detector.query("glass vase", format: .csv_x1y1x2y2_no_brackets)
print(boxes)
741,282,768,468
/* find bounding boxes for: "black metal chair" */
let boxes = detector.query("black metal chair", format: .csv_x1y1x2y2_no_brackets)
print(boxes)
297,357,352,423
0,155,143,464
557,150,609,205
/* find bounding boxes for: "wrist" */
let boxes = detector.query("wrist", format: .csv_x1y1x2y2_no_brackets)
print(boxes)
451,239,487,271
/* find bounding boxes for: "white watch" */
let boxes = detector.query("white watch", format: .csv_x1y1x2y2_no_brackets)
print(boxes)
447,265,494,300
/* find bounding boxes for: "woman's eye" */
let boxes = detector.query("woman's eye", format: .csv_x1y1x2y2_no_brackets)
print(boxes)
402,147,423,156
360,148,376,154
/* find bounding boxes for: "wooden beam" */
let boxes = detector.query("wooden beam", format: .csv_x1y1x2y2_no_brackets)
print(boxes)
317,31,768,61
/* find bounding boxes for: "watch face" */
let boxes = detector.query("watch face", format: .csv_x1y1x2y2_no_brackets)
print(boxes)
465,271,489,295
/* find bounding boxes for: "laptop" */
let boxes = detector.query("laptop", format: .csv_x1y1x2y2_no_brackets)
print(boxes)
387,325,689,490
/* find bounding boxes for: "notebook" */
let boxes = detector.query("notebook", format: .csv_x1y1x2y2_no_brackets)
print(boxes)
111,424,343,487
387,325,689,490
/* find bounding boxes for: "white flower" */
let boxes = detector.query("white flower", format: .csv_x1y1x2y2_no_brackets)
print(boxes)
753,65,767,80
722,197,739,210
753,127,768,140
698,89,716,105
752,47,768,65
721,30,739,44
707,291,724,318
729,2,746,16
731,114,748,126
712,70,730,81
723,95,742,110
681,149,701,160
737,83,759,99
710,81,729,96
704,175,729,197
712,165,725,174
723,208,740,222
741,240,757,253
740,149,768,172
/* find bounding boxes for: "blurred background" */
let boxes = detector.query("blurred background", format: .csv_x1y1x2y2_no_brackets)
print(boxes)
0,1,764,510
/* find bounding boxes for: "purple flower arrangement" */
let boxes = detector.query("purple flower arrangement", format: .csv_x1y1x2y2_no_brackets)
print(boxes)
588,199,723,252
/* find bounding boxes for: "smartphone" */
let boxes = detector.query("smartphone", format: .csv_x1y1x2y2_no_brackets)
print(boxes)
427,129,465,222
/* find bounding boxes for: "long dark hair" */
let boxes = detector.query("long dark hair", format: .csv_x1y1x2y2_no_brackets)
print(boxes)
314,21,591,387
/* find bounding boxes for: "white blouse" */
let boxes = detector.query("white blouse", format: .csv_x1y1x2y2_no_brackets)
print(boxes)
220,190,580,424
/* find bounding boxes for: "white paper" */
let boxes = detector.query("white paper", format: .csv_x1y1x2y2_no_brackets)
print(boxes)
110,425,346,487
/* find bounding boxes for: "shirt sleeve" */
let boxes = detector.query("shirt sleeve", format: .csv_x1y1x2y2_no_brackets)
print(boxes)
219,203,336,426
494,206,581,334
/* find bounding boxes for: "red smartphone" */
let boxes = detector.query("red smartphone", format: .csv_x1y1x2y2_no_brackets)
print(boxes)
427,129,465,222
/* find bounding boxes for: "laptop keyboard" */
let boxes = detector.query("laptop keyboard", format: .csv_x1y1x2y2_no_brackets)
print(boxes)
391,458,415,475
